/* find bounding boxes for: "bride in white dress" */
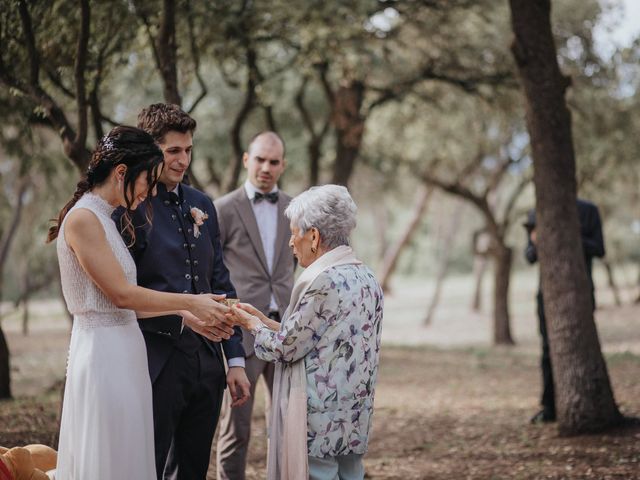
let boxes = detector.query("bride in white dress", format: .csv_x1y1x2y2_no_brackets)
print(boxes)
47,126,234,480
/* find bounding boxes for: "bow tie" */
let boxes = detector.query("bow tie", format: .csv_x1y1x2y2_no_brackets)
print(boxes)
253,191,278,204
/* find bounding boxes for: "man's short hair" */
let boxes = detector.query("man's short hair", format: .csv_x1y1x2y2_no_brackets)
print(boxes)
137,103,197,143
247,131,286,158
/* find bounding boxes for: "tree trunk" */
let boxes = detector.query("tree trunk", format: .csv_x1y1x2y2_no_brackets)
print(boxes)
21,272,30,336
21,298,30,337
509,0,621,434
308,139,322,188
377,205,389,261
492,244,514,344
471,229,491,312
225,47,257,193
471,255,488,312
0,326,10,399
0,181,27,398
331,81,365,187
424,203,463,325
156,0,181,105
379,186,433,293
601,258,621,307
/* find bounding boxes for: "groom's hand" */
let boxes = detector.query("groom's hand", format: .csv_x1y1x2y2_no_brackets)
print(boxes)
227,367,251,407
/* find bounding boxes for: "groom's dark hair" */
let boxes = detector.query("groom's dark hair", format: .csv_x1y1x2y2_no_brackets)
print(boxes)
137,103,197,143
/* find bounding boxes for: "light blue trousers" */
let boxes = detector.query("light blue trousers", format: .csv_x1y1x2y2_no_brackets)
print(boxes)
308,454,364,480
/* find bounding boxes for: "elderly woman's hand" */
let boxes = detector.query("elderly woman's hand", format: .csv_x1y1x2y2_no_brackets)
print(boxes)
236,303,270,323
226,303,263,331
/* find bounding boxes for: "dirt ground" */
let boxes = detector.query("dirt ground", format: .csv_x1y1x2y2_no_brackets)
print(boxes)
1,273,639,479
2,325,640,478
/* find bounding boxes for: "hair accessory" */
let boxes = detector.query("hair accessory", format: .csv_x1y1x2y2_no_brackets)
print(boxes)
97,133,117,153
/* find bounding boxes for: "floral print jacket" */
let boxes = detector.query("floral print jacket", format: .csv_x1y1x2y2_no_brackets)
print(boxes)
254,263,384,458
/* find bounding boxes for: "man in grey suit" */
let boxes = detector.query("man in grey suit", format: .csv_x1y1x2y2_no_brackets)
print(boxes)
215,131,295,480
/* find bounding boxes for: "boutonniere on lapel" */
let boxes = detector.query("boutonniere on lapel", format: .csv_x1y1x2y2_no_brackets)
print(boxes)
189,207,209,238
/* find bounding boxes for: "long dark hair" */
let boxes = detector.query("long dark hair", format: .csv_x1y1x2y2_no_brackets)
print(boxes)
47,126,164,243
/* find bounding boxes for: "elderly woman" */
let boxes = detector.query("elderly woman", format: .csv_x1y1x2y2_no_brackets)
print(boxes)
230,184,383,480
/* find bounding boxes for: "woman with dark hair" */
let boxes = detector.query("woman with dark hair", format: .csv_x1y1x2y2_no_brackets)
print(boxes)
48,126,233,479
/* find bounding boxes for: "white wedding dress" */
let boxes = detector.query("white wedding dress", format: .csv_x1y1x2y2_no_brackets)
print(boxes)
55,192,156,480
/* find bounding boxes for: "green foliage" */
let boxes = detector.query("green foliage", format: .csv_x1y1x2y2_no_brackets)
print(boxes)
0,0,638,290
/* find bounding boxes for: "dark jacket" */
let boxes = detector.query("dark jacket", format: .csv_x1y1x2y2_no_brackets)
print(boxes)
524,198,605,286
114,182,244,380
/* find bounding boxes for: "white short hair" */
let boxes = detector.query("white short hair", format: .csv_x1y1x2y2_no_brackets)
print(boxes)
285,184,357,249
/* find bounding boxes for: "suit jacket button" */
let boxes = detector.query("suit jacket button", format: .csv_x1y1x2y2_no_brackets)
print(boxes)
164,200,170,206
190,243,196,249
194,275,199,282
187,228,192,234
178,227,183,233
193,260,198,266
182,290,189,294
185,259,191,265
185,274,191,280
171,214,177,220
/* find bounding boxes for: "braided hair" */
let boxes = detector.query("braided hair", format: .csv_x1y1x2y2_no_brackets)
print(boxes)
47,126,164,244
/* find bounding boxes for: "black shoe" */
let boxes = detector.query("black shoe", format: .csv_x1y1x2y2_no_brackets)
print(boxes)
530,409,556,424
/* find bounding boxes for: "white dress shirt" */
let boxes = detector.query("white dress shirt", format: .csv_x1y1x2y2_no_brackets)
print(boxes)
244,180,279,312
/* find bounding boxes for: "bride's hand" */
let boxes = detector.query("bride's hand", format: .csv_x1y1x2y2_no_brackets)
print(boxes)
188,294,230,326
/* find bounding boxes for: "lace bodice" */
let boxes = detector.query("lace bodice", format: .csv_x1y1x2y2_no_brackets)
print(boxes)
57,192,137,327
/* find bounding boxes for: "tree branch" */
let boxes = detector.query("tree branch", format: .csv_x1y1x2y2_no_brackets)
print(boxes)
74,0,90,151
4,1,90,170
225,43,257,192
156,0,181,105
316,61,334,104
17,0,40,87
45,68,75,99
0,179,28,272
483,155,514,198
185,0,207,114
295,77,315,137
500,173,532,231
419,162,500,240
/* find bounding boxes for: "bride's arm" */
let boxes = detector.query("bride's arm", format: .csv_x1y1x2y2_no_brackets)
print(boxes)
136,309,234,341
64,208,228,327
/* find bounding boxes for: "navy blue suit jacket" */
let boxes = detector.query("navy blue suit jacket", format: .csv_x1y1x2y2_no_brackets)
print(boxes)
114,182,244,381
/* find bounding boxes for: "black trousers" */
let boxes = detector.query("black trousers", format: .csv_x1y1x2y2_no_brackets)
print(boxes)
152,329,226,480
537,289,595,414
537,291,555,414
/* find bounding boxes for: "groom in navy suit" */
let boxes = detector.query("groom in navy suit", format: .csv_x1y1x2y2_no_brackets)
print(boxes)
115,103,250,479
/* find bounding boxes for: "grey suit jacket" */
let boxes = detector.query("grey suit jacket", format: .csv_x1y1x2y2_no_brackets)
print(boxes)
215,186,295,356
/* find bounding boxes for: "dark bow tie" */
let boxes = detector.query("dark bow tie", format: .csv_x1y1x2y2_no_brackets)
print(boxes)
253,191,278,204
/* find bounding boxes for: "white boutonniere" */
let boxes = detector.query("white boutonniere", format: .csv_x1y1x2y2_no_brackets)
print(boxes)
189,207,209,238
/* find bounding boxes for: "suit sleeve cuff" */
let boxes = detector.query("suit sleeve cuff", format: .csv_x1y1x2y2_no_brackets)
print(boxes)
227,357,246,368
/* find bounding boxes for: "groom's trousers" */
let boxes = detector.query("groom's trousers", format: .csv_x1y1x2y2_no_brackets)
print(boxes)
149,328,226,480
